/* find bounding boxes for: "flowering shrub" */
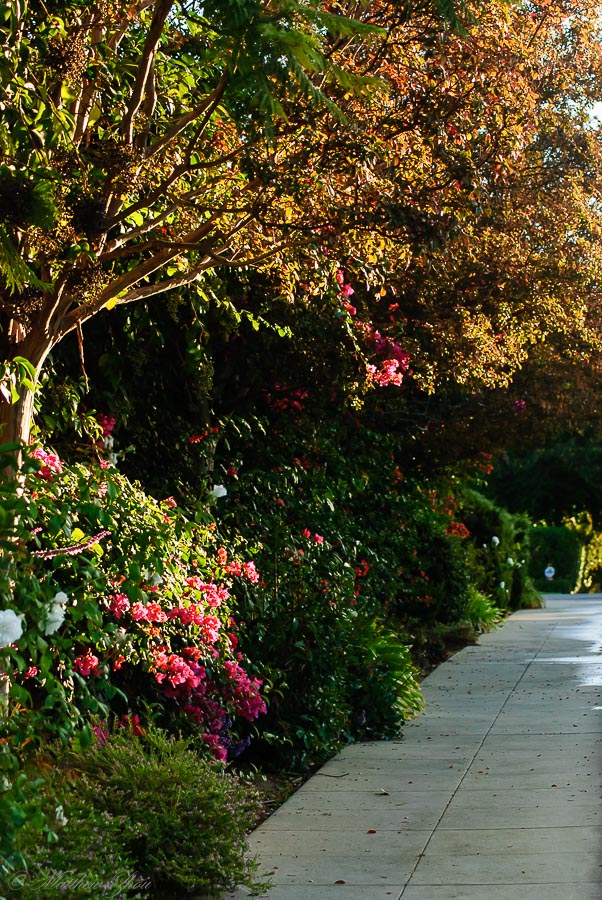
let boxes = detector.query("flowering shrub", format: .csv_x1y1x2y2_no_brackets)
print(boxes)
0,443,265,759
215,426,435,768
0,442,266,874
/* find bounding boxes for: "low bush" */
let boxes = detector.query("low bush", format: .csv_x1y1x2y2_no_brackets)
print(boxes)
464,585,502,633
229,529,423,769
460,489,540,610
7,726,264,900
580,528,602,592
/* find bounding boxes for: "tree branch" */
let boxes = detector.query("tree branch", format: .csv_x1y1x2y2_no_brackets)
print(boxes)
146,73,230,161
121,0,175,145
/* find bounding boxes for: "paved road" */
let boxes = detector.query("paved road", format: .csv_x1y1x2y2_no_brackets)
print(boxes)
228,594,602,899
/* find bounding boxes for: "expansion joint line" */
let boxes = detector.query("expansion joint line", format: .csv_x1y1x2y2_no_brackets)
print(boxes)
399,614,560,897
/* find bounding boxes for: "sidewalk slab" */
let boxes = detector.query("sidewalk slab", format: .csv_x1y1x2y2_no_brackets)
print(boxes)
227,596,602,898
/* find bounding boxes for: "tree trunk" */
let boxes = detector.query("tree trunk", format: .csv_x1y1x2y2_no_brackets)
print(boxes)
0,382,36,447
0,335,54,451
0,337,53,712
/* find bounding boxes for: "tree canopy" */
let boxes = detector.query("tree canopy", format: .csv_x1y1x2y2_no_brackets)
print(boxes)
1,0,601,451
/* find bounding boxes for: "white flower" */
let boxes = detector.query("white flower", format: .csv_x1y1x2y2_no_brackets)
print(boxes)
491,536,500,546
44,591,68,636
499,581,506,589
507,557,514,566
55,805,68,827
44,604,66,635
0,609,24,647
210,484,227,499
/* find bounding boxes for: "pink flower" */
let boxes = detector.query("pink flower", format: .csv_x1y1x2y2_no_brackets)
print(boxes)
95,413,116,437
201,733,228,762
30,447,63,481
185,575,204,590
152,651,204,690
167,605,202,626
301,528,312,539
313,533,324,544
224,660,267,721
336,269,345,284
109,593,130,619
24,666,38,679
389,342,411,371
145,602,167,623
130,601,167,623
243,561,259,583
201,583,229,608
93,724,109,746
199,615,221,644
343,301,357,316
73,651,100,677
131,602,149,622
366,358,405,387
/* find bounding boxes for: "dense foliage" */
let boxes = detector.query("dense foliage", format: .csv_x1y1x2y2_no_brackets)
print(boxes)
0,441,267,883
1,0,602,447
1,0,601,891
7,725,264,899
528,525,582,594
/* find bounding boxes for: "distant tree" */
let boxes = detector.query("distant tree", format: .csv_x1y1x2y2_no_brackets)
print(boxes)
487,442,602,526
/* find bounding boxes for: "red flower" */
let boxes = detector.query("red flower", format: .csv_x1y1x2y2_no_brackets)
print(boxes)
74,651,101,677
95,413,116,437
217,547,228,566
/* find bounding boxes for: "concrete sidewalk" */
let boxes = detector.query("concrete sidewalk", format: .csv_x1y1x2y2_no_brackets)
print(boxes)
229,594,602,899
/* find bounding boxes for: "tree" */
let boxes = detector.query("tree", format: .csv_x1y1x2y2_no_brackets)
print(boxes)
0,0,391,445
2,0,602,456
488,442,602,525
